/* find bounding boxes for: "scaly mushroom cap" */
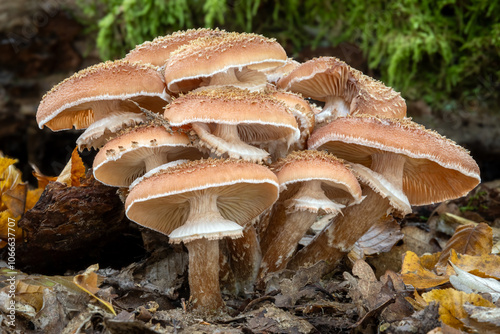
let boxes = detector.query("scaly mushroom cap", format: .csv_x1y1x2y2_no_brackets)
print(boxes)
93,124,204,187
164,32,287,92
308,116,480,205
125,158,279,242
37,60,169,131
350,68,406,119
276,57,358,103
272,150,363,206
164,87,300,160
124,28,226,66
263,58,301,84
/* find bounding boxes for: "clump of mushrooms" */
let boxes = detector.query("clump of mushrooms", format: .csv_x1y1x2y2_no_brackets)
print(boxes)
34,28,482,316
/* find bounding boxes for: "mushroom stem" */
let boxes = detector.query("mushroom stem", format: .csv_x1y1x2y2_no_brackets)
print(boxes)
185,238,224,310
169,192,243,243
259,180,344,280
192,122,270,162
287,152,406,273
315,96,350,123
226,224,261,296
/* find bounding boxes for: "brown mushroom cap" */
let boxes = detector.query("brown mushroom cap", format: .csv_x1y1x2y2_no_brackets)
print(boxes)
164,87,300,161
37,60,169,131
276,57,358,103
125,158,279,242
93,124,203,187
308,116,480,205
272,150,363,207
164,32,287,92
124,28,226,66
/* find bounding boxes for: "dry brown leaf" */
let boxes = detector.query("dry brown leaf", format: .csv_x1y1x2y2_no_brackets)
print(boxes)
449,262,500,302
462,304,500,333
422,288,495,330
421,252,442,271
1,182,27,217
400,251,449,289
56,148,86,187
436,223,492,274
73,264,116,315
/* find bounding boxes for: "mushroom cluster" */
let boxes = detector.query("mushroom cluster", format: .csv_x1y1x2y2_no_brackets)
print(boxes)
36,28,481,313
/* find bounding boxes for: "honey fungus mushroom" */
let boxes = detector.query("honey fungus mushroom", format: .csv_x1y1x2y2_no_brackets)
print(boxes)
163,32,287,93
164,87,300,163
277,57,406,123
36,60,170,150
124,28,226,67
258,151,363,280
125,159,279,311
93,124,204,187
288,115,480,272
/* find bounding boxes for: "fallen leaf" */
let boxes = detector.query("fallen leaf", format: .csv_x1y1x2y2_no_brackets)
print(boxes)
400,251,449,289
436,223,492,273
449,262,500,302
447,250,500,279
422,288,495,330
56,148,86,187
1,183,27,217
74,264,116,315
31,164,58,189
462,304,500,333
348,217,403,262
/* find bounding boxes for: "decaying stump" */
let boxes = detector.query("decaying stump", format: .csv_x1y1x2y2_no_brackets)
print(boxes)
16,174,144,273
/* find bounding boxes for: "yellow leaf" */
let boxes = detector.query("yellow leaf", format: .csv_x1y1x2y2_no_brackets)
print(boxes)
446,249,500,280
0,156,18,180
400,251,449,289
26,188,43,211
420,252,441,271
0,211,22,240
73,264,116,315
56,148,86,187
422,288,495,330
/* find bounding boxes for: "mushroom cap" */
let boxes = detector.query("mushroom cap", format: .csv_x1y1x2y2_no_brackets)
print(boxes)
276,57,358,102
263,58,301,84
350,68,406,119
37,60,169,131
272,150,363,205
164,32,287,92
164,87,300,144
93,124,203,187
125,158,279,238
308,116,481,205
124,28,226,66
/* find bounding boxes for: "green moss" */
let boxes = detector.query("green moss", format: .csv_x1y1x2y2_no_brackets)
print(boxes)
75,0,500,111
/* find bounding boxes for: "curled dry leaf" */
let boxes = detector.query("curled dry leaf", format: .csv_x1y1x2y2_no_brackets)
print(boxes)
422,288,495,331
73,264,116,315
348,217,403,262
55,147,86,187
446,250,500,280
449,262,500,302
462,304,500,333
400,251,449,289
435,223,492,274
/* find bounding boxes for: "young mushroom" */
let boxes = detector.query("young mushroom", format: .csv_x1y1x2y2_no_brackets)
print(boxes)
288,115,480,272
125,158,279,311
258,150,363,281
164,32,287,93
93,123,205,187
164,87,300,163
36,60,170,150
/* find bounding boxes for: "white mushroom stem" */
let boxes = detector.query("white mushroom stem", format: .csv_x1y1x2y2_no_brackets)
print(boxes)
169,192,243,311
192,122,270,162
315,96,350,123
226,224,261,297
287,152,407,273
258,180,344,280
